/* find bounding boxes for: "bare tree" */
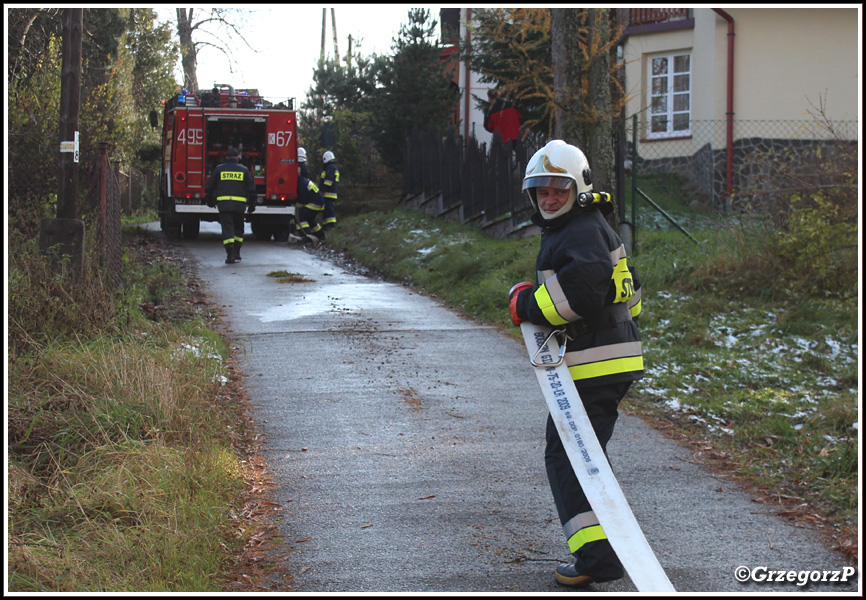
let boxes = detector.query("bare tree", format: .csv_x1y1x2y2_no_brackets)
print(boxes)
174,8,255,91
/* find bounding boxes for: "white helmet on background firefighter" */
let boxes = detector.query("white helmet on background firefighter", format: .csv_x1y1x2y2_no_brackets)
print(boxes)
522,140,594,220
322,150,335,164
297,147,307,162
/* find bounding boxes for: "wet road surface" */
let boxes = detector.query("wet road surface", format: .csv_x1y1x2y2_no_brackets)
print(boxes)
168,224,858,594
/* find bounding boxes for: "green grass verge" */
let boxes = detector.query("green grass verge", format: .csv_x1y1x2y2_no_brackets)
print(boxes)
7,226,252,592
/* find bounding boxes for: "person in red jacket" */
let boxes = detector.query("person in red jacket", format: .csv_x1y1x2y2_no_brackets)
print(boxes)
483,88,522,149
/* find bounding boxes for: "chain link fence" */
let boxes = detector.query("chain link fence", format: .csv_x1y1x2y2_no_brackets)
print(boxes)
9,138,124,290
85,148,123,289
628,116,859,209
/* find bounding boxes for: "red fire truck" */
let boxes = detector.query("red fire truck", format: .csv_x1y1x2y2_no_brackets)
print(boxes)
157,84,298,241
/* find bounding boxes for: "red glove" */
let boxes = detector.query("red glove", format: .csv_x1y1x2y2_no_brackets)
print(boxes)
508,281,533,326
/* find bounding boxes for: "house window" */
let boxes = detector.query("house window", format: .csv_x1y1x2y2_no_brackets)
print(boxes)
648,52,691,138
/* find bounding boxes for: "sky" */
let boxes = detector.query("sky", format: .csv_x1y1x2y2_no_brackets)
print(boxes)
155,5,434,106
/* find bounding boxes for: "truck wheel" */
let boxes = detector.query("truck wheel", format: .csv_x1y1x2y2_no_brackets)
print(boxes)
181,219,200,240
274,225,290,242
251,220,273,241
164,222,181,240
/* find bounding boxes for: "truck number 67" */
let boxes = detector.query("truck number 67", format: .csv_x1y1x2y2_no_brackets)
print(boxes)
269,131,294,147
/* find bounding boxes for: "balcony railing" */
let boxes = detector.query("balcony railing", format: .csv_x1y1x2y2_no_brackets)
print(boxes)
629,8,690,26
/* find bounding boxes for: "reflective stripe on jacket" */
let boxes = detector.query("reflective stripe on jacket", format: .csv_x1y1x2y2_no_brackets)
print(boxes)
516,208,644,387
297,176,324,210
205,159,255,212
319,163,339,200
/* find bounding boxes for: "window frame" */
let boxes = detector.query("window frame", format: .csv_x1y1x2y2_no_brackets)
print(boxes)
646,51,692,139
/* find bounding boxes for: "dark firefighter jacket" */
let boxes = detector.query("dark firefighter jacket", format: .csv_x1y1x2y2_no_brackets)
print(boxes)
514,206,643,388
319,162,340,201
297,176,324,210
205,159,255,213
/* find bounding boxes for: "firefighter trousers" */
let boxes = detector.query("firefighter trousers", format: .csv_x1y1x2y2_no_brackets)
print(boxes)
297,204,324,236
322,197,337,229
545,380,633,581
219,210,245,246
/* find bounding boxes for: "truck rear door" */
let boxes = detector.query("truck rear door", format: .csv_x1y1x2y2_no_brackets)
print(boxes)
172,108,206,201
265,111,298,202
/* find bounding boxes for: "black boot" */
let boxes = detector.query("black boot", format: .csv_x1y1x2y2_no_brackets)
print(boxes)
225,242,236,264
234,241,242,261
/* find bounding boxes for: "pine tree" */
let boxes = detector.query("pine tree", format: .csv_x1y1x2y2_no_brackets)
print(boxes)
369,8,459,170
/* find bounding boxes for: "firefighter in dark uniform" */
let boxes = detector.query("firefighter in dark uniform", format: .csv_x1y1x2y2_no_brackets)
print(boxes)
294,174,327,243
508,140,643,588
290,147,311,239
319,150,339,232
297,146,310,179
205,146,256,264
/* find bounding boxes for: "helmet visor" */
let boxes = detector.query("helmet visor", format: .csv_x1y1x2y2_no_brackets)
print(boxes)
522,175,574,192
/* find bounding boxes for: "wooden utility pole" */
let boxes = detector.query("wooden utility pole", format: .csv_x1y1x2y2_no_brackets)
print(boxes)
41,6,85,278
57,7,82,219
331,8,339,60
320,8,326,64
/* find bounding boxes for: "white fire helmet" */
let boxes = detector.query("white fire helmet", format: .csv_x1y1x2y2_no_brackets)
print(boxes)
522,140,593,220
323,151,335,164
298,147,307,162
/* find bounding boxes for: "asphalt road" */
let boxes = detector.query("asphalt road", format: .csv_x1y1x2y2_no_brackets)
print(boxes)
167,223,858,594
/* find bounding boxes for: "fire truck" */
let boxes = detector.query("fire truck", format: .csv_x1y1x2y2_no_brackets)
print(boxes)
157,84,298,241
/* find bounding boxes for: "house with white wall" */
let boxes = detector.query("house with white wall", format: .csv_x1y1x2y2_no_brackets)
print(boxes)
442,7,859,205
620,6,859,203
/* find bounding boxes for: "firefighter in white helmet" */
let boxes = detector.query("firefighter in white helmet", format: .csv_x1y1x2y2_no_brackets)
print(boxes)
319,150,339,232
297,147,310,179
508,140,643,588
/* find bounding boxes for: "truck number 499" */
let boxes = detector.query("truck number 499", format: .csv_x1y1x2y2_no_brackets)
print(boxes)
177,128,203,145
269,131,293,147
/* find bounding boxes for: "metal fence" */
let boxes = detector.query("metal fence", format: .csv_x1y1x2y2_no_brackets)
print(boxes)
402,125,545,238
9,142,125,290
403,117,858,239
628,116,859,209
84,146,123,289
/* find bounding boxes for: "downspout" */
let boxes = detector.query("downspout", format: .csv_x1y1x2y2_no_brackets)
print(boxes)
464,8,472,141
712,8,735,207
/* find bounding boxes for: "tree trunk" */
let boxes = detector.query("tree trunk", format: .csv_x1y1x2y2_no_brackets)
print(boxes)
551,8,618,227
176,8,197,91
550,8,585,146
587,8,614,194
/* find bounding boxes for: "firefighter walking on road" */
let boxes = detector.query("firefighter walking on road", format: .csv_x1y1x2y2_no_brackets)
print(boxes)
319,150,339,232
508,140,643,589
205,146,256,264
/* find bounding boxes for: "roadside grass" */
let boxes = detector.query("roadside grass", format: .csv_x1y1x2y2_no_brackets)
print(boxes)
326,175,859,559
7,223,261,592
